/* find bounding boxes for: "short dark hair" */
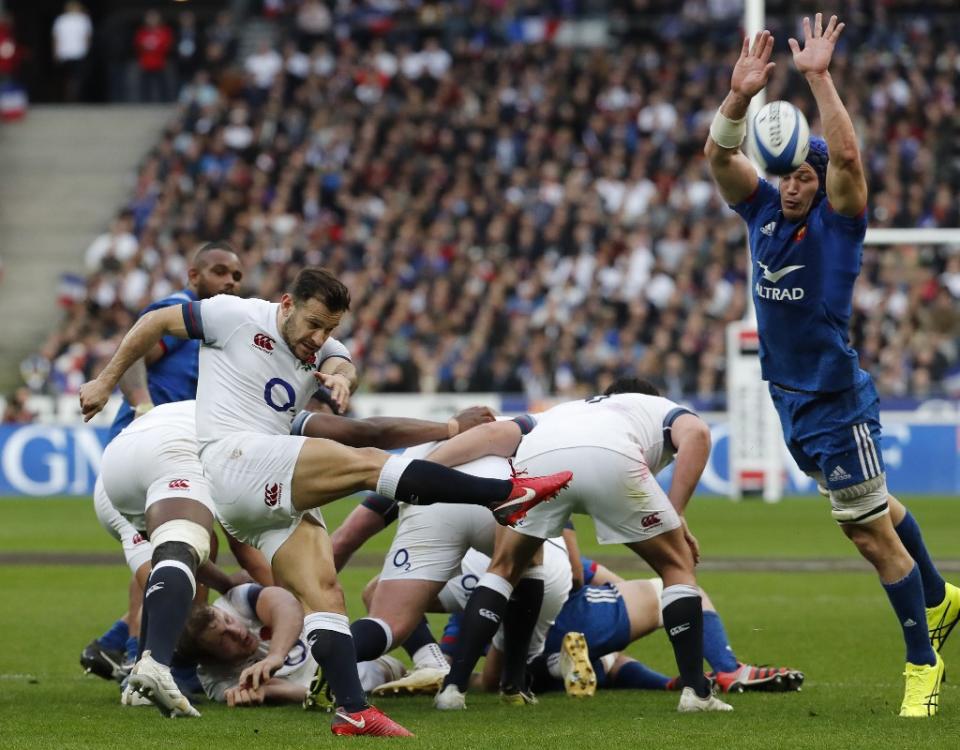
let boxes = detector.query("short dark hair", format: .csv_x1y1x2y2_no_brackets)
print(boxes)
191,240,238,269
291,267,351,312
604,377,661,397
175,604,219,664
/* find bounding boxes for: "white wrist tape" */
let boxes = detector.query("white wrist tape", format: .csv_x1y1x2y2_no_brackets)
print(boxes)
709,109,747,149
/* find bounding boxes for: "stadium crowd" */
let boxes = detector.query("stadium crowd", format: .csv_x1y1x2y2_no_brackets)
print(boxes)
27,0,960,404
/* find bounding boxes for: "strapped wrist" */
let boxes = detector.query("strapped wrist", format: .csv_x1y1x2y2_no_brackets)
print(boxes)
709,109,747,149
447,417,459,439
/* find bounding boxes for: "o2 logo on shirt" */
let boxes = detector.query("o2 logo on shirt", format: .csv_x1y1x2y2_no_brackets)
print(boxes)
392,548,411,572
283,640,308,670
264,378,295,412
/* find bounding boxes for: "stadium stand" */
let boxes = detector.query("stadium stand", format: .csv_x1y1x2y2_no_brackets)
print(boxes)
25,1,960,405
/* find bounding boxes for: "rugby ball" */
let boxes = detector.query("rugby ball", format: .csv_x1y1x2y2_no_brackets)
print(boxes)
748,101,810,175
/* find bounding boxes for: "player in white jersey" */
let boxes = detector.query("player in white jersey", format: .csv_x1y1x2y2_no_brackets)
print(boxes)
431,378,732,713
79,266,571,737
97,400,254,716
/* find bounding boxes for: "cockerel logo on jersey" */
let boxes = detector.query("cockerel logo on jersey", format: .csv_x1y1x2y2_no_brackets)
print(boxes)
168,479,190,490
793,225,808,243
253,333,276,353
264,482,282,507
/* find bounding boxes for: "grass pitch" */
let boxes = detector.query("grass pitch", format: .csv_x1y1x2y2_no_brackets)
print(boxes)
2,496,959,748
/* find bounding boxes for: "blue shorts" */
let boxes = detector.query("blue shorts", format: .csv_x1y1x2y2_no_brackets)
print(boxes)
769,370,884,491
545,584,631,659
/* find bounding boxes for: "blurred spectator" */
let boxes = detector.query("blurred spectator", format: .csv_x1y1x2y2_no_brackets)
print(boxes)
84,210,137,273
245,39,282,95
51,2,92,102
175,11,202,88
134,10,174,102
2,388,35,424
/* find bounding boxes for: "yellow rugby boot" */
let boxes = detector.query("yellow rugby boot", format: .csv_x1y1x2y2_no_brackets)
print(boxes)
899,653,944,717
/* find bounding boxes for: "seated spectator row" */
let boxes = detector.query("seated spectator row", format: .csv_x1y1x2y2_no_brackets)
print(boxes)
28,1,960,404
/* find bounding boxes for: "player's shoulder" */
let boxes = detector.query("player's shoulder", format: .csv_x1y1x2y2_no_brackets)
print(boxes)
141,288,196,314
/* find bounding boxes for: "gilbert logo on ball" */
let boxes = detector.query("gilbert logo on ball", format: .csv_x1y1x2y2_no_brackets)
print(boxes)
749,101,810,175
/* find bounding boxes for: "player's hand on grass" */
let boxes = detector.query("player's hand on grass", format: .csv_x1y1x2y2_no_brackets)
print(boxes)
680,517,701,565
78,378,112,422
449,406,497,437
316,372,351,414
238,653,284,692
789,13,844,77
225,684,267,707
730,30,776,100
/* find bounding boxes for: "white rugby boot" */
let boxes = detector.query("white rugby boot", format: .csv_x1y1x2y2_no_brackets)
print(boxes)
127,651,201,718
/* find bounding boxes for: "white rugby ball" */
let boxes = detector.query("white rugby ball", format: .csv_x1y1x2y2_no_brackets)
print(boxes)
748,101,810,175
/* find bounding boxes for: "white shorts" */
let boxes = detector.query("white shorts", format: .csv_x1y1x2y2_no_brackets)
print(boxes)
100,420,216,532
513,446,681,544
200,432,319,564
440,541,572,659
93,476,152,574
379,454,508,583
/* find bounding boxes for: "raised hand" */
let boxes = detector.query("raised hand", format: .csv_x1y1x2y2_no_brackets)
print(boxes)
730,30,776,99
789,13,844,76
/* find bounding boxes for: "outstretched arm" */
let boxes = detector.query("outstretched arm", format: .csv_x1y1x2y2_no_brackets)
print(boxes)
425,419,524,467
790,13,866,216
79,305,188,421
296,406,496,450
704,31,775,204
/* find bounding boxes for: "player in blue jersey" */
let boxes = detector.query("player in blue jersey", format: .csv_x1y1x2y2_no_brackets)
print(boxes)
704,14,958,717
81,241,245,690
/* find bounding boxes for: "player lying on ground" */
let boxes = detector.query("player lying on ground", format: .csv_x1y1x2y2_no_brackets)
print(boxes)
80,266,572,736
427,378,731,713
435,549,804,698
176,583,410,707
703,14,959,717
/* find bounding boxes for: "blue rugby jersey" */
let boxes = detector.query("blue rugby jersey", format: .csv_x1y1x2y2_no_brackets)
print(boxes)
731,179,867,392
108,288,199,441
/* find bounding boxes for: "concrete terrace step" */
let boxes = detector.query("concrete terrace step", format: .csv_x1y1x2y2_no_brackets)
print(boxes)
0,105,171,392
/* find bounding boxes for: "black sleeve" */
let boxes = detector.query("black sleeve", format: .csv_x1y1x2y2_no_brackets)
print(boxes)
361,493,400,526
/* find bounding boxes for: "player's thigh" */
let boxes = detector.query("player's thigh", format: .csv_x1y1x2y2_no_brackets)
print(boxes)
625,527,695,584
368,579,446,643
291,438,388,510
272,516,345,614
615,579,663,640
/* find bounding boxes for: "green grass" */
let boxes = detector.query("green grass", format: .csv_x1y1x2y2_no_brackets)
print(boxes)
4,495,959,560
2,496,960,748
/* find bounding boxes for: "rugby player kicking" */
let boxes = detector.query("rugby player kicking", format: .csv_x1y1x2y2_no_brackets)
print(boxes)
80,267,571,736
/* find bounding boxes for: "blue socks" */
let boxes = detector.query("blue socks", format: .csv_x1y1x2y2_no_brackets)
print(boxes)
882,564,937,666
610,660,672,690
125,636,139,664
98,619,129,652
702,610,739,673
895,511,946,608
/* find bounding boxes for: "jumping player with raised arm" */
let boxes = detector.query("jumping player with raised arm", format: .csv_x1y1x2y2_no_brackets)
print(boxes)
704,14,958,718
79,267,570,737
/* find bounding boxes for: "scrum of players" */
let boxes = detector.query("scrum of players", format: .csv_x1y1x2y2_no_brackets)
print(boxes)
77,13,959,735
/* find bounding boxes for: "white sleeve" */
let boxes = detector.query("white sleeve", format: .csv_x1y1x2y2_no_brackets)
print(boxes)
190,295,253,347
220,584,263,622
198,664,237,703
317,336,351,365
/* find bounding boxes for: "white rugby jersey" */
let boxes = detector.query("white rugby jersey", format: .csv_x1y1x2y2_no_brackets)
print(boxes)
115,398,197,436
184,295,351,446
516,394,694,475
197,584,316,703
